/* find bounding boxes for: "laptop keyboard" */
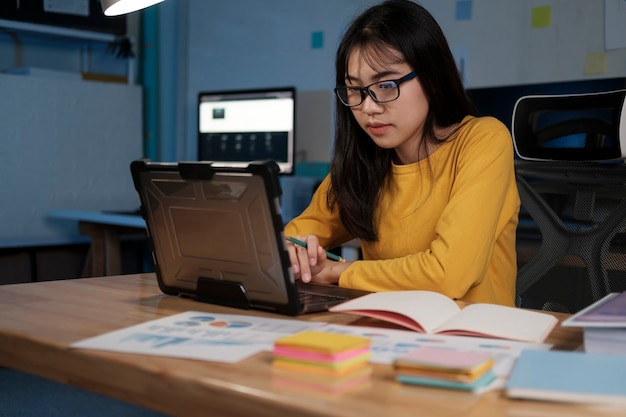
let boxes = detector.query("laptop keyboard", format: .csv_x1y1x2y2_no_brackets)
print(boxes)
298,290,349,305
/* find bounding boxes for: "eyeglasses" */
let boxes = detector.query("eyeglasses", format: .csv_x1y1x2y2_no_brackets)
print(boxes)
334,71,417,107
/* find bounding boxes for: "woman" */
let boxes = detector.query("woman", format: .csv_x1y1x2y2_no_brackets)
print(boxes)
285,0,520,306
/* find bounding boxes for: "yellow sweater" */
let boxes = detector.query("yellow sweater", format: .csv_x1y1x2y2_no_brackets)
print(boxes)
285,116,520,306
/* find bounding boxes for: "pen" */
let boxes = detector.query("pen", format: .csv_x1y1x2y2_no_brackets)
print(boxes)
287,236,346,263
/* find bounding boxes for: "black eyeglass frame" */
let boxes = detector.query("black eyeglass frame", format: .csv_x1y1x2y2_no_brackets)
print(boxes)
334,71,417,107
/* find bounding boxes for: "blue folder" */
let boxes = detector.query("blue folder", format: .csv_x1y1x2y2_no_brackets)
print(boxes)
506,349,626,406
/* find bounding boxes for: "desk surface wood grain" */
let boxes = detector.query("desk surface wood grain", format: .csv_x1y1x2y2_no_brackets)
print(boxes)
0,274,618,417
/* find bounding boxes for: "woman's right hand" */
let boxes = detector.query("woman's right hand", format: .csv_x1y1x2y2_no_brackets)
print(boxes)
286,234,350,285
286,234,328,283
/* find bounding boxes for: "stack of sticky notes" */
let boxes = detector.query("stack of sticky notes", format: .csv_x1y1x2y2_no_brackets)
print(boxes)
271,364,372,395
272,330,371,376
393,346,496,392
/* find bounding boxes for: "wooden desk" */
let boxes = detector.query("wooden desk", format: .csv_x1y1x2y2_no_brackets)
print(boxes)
48,209,146,277
0,274,618,417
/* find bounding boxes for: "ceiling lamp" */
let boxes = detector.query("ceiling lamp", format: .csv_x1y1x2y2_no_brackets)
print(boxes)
101,0,166,16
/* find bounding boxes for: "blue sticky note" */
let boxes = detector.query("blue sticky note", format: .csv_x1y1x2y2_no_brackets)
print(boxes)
455,0,472,21
311,31,324,49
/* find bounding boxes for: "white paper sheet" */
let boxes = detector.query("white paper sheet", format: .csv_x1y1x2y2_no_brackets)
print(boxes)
71,311,325,363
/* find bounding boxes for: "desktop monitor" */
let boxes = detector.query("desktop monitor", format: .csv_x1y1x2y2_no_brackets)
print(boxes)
198,87,296,175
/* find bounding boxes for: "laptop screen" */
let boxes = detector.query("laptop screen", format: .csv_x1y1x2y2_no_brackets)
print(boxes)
131,160,303,314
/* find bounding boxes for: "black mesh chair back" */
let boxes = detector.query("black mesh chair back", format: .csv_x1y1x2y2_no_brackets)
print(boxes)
512,90,626,313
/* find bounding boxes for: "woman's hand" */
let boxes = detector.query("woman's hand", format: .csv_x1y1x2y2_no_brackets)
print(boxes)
286,234,350,285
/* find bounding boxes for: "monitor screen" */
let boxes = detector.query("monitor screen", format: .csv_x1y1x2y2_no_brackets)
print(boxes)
198,87,296,175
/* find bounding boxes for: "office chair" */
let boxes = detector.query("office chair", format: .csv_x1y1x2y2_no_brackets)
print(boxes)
512,89,626,313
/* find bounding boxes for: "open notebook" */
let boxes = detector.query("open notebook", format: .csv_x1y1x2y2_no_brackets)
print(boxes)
130,159,368,315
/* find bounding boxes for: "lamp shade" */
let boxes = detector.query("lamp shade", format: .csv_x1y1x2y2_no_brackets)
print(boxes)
101,0,166,16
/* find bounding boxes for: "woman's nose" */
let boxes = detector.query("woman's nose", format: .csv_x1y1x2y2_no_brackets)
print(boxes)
360,93,382,114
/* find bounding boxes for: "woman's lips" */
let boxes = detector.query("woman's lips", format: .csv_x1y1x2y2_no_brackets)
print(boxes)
368,122,389,135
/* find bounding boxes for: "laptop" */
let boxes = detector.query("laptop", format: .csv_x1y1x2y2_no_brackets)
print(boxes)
130,159,369,315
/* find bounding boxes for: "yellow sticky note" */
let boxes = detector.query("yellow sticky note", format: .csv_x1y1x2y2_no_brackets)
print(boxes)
274,331,370,354
532,6,551,28
584,51,608,75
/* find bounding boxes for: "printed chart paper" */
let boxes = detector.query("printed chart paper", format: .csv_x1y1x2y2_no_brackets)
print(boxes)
71,311,325,363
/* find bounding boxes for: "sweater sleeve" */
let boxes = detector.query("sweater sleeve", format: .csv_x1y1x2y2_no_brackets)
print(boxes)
339,118,519,303
283,176,354,250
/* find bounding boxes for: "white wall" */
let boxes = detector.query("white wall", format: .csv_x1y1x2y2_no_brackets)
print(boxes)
1,0,624,242
177,0,379,161
0,73,143,243
174,0,626,162
431,0,626,86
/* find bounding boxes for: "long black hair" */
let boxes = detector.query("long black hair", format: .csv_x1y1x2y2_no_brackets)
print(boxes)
329,0,478,242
